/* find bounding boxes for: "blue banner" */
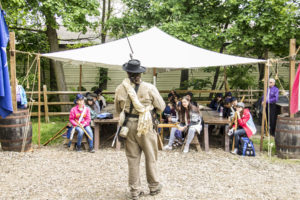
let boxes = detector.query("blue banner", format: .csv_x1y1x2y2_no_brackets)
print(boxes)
0,9,13,118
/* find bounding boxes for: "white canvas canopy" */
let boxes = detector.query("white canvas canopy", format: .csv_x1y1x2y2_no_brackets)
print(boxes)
42,27,266,69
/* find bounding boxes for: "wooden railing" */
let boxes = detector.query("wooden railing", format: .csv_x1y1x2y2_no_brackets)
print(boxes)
27,85,265,122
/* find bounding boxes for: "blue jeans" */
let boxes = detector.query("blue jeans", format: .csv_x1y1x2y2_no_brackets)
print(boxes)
76,126,93,149
168,127,196,147
234,128,247,149
66,126,73,147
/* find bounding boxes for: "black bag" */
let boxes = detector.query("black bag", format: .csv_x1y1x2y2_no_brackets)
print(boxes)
238,137,255,156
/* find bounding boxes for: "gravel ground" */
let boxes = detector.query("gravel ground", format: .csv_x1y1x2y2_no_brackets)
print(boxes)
0,145,299,200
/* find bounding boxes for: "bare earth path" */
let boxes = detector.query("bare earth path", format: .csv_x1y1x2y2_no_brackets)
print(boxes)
0,145,299,200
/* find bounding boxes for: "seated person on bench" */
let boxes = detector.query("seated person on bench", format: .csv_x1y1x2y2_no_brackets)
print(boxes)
69,94,95,153
209,93,223,111
163,96,202,153
228,102,256,154
162,101,178,123
86,96,98,120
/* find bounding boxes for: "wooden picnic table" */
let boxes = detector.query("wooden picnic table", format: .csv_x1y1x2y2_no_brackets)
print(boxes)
93,117,119,149
201,109,231,152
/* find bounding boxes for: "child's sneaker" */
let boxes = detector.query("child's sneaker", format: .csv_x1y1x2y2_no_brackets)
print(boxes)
183,145,189,153
163,145,172,150
231,148,238,154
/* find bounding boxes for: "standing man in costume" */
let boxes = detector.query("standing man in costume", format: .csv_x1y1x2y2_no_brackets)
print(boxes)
115,59,165,200
262,78,279,136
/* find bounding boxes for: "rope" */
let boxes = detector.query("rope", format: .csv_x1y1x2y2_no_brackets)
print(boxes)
21,56,37,87
14,50,38,56
21,55,39,152
26,54,30,89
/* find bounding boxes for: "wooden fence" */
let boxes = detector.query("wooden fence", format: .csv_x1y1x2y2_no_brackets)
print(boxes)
27,85,266,122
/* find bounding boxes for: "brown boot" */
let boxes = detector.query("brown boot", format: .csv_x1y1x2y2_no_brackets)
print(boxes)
150,184,162,196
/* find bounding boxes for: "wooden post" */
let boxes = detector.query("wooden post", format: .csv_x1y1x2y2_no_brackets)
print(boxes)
9,32,17,112
38,55,41,148
289,39,296,118
153,68,157,86
43,85,49,123
260,62,269,151
79,64,82,91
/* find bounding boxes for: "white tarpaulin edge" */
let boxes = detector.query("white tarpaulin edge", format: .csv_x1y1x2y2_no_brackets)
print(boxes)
42,27,266,69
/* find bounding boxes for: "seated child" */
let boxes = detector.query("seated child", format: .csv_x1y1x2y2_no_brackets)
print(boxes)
228,102,256,154
94,88,106,110
163,96,202,153
16,79,27,109
69,94,95,153
209,93,223,111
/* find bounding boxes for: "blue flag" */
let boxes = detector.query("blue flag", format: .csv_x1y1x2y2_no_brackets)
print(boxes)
0,9,12,118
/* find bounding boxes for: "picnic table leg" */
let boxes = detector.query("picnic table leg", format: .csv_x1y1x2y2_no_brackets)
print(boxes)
204,124,209,152
94,123,100,149
224,125,229,152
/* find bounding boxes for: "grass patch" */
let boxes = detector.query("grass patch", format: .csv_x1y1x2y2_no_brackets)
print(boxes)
252,136,276,156
31,117,69,145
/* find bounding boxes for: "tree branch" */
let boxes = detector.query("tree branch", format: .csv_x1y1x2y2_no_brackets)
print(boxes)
59,35,101,42
9,26,46,33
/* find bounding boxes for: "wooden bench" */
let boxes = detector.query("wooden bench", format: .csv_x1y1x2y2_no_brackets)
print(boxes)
69,131,89,151
93,117,119,149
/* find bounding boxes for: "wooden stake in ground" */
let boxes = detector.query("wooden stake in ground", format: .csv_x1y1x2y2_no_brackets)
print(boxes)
260,62,269,152
38,54,41,148
289,39,296,118
43,85,49,123
9,32,17,112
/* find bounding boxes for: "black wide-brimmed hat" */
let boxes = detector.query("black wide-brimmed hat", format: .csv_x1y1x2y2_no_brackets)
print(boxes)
122,59,146,73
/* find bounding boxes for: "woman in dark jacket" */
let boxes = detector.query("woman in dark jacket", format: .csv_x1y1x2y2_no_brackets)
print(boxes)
163,96,202,153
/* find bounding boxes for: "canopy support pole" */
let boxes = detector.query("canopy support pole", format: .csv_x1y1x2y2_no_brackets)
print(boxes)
153,68,157,86
79,64,82,91
260,57,269,152
9,32,17,112
37,54,41,148
289,39,296,118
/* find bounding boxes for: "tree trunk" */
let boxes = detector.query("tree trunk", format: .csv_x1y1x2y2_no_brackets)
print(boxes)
258,50,268,89
101,0,106,44
46,25,70,111
209,43,228,98
179,69,189,89
98,0,112,90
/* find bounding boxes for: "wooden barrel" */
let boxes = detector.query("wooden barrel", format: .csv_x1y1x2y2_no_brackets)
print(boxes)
275,115,300,159
0,109,32,152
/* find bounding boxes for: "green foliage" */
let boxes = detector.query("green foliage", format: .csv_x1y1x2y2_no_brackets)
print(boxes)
226,66,256,89
103,94,114,103
96,68,111,89
182,78,212,90
66,42,97,49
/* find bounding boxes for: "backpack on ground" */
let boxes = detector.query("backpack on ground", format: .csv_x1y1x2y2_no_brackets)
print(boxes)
238,137,255,156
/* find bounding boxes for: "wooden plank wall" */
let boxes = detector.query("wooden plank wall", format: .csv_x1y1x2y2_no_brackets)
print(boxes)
63,63,290,93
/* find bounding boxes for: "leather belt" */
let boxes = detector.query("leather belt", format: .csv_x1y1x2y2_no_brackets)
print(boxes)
125,113,139,118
